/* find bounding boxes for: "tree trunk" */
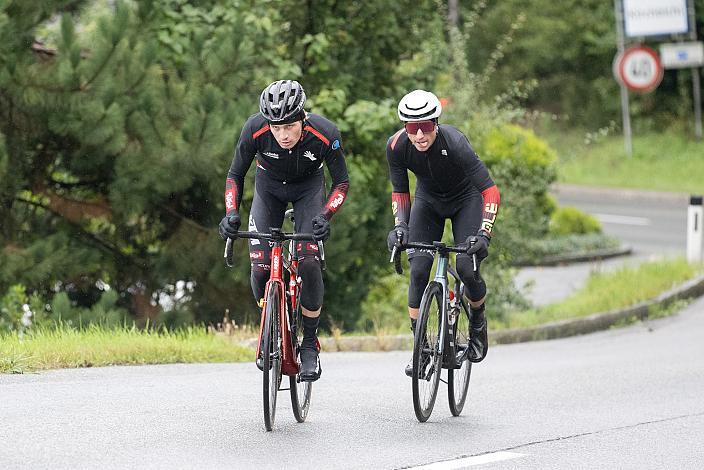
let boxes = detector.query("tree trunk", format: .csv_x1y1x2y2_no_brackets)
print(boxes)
448,0,459,28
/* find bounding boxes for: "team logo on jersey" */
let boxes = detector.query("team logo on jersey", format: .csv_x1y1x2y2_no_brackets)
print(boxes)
248,214,259,245
332,139,341,150
441,149,448,156
304,150,316,161
225,191,235,210
329,193,345,209
263,151,279,159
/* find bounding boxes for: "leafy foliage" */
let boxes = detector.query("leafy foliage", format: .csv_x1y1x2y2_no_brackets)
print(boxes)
550,206,601,236
0,0,577,332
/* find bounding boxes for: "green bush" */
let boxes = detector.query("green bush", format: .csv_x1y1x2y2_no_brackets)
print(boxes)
479,124,558,259
550,206,601,235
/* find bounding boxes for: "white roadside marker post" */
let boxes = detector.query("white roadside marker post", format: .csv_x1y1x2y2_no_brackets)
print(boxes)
687,195,703,263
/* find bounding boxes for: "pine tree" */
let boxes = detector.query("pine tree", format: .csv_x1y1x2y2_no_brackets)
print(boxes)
0,0,297,324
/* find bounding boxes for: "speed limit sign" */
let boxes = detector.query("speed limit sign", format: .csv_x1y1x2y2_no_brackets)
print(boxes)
613,46,664,93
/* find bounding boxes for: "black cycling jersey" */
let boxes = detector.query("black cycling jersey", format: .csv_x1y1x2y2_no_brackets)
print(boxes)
386,124,500,308
227,113,349,220
386,124,494,201
224,112,349,309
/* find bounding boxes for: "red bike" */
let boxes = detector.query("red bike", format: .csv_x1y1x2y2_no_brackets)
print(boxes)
224,210,324,431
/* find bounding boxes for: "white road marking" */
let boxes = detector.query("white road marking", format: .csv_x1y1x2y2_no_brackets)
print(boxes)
406,451,525,469
593,213,651,226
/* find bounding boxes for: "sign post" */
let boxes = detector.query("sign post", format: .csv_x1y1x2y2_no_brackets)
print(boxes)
614,0,632,156
617,0,702,142
686,0,703,140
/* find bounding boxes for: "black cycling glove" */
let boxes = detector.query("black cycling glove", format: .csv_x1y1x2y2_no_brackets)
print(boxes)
387,222,409,252
311,215,330,242
466,230,490,261
218,213,241,240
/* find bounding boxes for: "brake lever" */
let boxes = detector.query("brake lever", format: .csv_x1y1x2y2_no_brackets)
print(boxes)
390,230,404,275
224,238,234,268
317,241,326,271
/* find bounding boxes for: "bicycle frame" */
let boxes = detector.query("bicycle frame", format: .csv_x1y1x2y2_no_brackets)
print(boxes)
225,229,324,377
255,243,300,376
425,253,471,368
392,240,476,367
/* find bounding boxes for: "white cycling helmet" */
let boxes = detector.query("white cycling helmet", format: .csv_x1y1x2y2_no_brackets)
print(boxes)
397,89,442,122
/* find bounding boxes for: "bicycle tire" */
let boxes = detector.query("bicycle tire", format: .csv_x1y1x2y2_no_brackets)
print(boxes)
448,288,472,416
412,281,444,422
290,303,312,422
262,286,282,431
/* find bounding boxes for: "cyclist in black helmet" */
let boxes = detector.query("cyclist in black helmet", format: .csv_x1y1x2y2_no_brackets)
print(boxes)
386,89,501,376
219,80,350,381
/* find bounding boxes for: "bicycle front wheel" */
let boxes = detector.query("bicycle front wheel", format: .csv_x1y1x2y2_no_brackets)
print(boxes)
290,304,312,422
448,288,472,416
262,286,282,431
412,282,444,423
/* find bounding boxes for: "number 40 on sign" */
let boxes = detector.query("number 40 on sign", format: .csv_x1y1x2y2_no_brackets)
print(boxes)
613,45,664,93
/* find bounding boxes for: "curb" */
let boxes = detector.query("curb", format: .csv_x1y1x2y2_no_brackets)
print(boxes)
514,245,633,267
234,274,704,353
492,273,704,344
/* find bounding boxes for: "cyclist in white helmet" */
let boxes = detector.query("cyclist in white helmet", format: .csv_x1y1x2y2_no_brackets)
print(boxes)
386,89,501,376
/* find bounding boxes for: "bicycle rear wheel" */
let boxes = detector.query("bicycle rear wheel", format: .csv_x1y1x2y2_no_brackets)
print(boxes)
290,304,312,422
448,288,472,416
262,286,282,431
412,282,443,422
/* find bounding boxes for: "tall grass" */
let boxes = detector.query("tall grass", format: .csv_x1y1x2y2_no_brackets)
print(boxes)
501,258,703,329
0,324,253,374
539,128,704,194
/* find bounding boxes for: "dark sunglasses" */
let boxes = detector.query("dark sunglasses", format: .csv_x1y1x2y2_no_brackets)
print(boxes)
404,121,436,135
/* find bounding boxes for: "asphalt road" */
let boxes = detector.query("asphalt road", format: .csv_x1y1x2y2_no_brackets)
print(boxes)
516,185,692,306
553,185,691,256
2,296,703,469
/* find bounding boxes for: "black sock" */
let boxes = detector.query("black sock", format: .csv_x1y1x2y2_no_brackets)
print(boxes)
302,315,319,349
410,318,417,333
470,303,485,329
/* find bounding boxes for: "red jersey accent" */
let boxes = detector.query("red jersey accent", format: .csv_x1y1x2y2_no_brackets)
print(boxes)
480,184,501,235
321,181,349,219
390,129,404,150
304,125,330,146
252,124,270,140
391,191,411,225
325,189,346,212
225,178,238,214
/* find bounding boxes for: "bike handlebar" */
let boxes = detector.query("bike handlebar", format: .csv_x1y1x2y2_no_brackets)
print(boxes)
224,230,326,271
389,238,478,277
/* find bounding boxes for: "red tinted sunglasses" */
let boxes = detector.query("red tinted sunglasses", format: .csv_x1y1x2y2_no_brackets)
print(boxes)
404,121,436,134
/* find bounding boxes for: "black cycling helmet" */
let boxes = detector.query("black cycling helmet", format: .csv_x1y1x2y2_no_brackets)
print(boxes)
259,80,307,124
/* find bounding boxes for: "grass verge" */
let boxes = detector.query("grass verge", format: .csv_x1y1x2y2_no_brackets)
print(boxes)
499,258,703,329
539,128,704,194
0,325,254,374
